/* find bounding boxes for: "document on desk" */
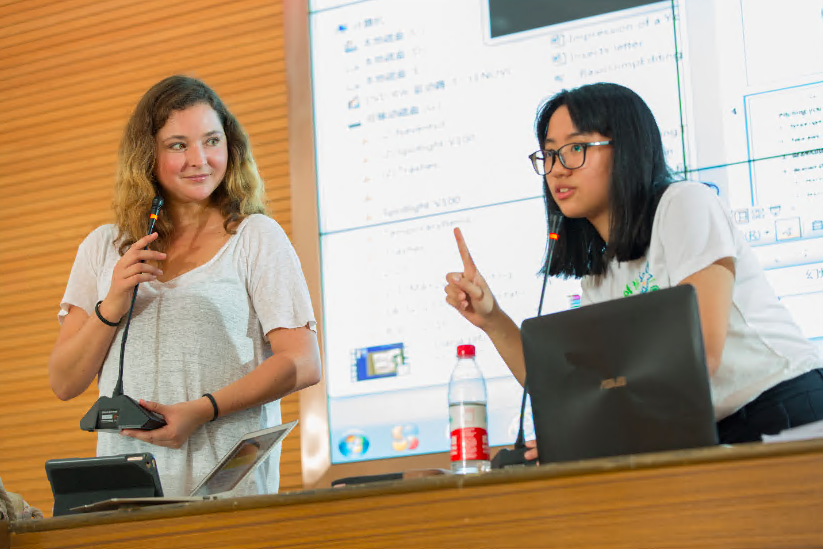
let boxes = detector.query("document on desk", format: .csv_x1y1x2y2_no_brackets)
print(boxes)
761,420,823,443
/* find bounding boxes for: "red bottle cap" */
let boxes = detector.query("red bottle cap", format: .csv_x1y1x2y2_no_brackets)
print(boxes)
456,344,475,358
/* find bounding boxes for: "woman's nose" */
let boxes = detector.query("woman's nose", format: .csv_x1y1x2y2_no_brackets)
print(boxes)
551,158,572,176
186,143,206,167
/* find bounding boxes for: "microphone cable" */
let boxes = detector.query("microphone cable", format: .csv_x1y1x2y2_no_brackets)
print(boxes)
513,210,564,453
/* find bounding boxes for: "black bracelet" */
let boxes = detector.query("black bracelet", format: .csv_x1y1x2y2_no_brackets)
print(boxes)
203,393,219,422
95,300,121,327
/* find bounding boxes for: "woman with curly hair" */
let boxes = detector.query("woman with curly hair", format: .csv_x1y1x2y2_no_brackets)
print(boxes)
49,75,320,497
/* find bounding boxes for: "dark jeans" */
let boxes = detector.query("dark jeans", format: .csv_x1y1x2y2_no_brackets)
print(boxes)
717,368,823,444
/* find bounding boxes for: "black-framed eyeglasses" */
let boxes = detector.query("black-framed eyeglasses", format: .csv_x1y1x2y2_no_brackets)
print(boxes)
528,141,613,176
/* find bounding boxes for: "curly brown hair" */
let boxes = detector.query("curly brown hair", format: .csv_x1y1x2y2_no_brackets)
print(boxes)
113,75,268,254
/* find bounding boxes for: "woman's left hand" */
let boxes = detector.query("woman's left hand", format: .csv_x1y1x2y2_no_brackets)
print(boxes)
121,398,213,449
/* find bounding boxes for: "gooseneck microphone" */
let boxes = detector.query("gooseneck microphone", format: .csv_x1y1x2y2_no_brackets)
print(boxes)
112,196,163,398
80,197,168,432
492,209,564,469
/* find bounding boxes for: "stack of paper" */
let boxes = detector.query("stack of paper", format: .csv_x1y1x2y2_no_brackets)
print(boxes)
761,419,823,443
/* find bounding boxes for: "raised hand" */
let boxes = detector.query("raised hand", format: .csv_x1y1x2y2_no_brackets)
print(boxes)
444,227,498,330
99,232,166,322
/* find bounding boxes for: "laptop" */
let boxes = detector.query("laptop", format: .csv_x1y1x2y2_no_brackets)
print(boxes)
521,285,718,464
50,420,297,514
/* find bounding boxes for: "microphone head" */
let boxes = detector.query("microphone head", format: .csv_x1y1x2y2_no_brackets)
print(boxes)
147,196,164,235
543,210,565,279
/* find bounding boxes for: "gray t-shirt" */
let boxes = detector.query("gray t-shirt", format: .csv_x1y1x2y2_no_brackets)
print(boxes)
59,214,316,497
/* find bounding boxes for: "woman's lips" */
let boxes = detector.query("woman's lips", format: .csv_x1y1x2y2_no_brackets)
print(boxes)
554,187,575,200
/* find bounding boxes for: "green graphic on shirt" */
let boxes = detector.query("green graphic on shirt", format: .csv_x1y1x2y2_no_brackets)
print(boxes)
624,261,660,297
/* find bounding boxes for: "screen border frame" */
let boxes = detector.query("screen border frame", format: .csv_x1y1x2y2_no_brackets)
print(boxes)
285,0,469,488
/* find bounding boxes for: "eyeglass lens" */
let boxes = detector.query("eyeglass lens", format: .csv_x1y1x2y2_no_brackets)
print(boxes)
533,143,586,175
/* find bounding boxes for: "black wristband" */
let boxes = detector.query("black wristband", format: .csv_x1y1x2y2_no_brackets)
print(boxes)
203,393,219,422
95,300,120,327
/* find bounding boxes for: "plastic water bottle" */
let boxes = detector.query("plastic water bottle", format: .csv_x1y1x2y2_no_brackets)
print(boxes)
448,344,491,474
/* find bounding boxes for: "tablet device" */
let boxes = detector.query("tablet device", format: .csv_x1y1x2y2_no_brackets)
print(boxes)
46,453,162,516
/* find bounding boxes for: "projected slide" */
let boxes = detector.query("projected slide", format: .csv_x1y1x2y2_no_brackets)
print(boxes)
682,0,823,341
312,0,684,234
310,0,823,464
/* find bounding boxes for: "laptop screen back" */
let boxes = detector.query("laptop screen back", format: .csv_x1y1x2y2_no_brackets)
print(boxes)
521,285,718,464
191,420,298,497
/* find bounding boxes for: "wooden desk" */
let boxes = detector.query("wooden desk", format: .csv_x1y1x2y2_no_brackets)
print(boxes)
4,440,823,549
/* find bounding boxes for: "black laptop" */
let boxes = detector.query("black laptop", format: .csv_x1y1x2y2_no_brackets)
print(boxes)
521,285,718,464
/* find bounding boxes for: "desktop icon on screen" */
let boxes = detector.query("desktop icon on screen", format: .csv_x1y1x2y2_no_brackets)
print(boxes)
339,431,370,457
391,424,419,452
351,343,407,381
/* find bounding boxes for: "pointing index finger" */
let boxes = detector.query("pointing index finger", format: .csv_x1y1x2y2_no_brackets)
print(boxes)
454,227,477,280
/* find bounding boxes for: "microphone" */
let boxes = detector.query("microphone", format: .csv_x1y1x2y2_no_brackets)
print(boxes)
81,197,168,432
492,209,564,469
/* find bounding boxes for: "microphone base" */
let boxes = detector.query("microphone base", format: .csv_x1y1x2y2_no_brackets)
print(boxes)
80,395,166,433
491,445,538,469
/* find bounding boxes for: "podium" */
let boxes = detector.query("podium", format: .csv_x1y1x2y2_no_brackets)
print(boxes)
4,439,823,548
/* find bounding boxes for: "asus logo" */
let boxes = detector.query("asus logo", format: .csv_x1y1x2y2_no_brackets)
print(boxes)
600,376,627,390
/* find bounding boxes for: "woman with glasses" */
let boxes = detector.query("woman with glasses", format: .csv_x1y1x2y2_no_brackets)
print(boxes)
445,83,822,454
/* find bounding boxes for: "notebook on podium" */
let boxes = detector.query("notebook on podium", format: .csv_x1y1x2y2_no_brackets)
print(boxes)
521,285,718,464
61,420,297,513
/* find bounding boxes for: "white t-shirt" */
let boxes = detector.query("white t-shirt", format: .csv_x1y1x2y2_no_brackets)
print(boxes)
59,214,316,497
582,181,821,420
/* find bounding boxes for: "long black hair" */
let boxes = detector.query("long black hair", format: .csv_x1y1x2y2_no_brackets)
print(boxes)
536,83,673,278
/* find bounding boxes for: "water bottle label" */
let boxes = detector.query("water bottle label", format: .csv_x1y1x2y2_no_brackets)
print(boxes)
449,403,489,461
